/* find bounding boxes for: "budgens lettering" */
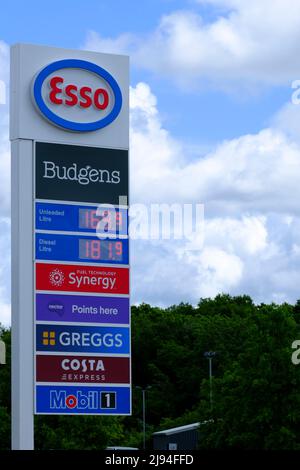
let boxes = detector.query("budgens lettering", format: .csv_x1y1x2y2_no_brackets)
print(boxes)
33,59,122,132
42,161,121,185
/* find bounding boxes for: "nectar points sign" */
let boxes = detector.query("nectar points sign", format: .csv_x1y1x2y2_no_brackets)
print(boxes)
11,43,130,448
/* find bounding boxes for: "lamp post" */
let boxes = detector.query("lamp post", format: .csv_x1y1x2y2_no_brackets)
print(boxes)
0,339,5,365
136,385,151,449
203,351,216,411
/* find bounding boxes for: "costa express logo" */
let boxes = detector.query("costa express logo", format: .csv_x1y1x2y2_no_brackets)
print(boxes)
36,355,130,383
33,59,122,132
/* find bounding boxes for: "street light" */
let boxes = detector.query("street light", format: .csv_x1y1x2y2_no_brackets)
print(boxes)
0,340,5,364
203,351,216,411
136,385,151,449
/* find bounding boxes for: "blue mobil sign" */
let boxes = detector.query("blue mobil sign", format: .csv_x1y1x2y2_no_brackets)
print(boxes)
35,233,129,264
36,385,131,414
36,324,130,354
35,202,128,235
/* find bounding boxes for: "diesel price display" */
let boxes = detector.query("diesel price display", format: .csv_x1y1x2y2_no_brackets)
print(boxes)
36,234,129,265
79,239,123,262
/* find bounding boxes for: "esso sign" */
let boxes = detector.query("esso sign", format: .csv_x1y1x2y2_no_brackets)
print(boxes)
33,59,122,132
49,76,110,110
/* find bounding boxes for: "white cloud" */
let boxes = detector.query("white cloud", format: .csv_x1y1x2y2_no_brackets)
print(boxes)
85,0,300,89
2,33,300,323
129,81,300,305
84,30,136,57
271,98,300,143
0,41,10,327
130,83,300,217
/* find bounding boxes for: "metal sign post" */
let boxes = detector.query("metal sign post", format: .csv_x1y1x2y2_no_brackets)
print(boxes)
10,43,129,449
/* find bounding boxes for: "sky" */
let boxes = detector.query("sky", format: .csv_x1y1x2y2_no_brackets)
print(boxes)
1,0,300,324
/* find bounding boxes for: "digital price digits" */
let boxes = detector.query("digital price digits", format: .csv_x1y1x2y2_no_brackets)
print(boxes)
79,208,124,233
79,239,124,262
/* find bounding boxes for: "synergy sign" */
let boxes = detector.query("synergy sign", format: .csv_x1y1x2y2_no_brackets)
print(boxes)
33,59,123,131
11,44,130,441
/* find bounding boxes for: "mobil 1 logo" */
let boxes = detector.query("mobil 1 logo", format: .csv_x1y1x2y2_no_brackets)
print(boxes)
101,391,116,409
35,142,128,205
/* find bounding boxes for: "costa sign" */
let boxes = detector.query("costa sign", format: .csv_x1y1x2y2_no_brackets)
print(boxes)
33,59,122,132
36,355,130,384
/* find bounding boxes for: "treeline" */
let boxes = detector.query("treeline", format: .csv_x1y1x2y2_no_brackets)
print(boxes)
1,294,300,449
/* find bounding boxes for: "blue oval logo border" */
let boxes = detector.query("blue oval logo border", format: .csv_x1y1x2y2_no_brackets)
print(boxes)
33,59,122,132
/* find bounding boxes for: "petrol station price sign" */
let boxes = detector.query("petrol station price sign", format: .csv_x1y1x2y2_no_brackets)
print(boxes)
11,43,130,439
34,141,130,415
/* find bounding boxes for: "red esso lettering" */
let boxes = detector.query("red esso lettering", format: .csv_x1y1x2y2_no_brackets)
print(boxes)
49,76,109,110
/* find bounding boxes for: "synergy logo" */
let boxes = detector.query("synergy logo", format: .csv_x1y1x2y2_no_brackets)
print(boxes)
49,267,115,289
49,268,65,287
33,59,122,132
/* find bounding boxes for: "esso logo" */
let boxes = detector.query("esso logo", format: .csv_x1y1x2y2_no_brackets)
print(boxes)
49,77,109,110
33,59,122,132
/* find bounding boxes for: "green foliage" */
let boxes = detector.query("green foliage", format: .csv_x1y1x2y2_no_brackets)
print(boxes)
34,415,125,450
1,294,300,449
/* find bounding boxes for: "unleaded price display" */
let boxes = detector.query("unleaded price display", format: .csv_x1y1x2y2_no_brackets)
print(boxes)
36,202,128,235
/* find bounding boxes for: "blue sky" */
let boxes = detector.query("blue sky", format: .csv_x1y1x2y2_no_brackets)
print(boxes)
0,0,292,144
1,0,300,324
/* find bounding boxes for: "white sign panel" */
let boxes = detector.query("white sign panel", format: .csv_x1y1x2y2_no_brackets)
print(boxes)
10,43,129,147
